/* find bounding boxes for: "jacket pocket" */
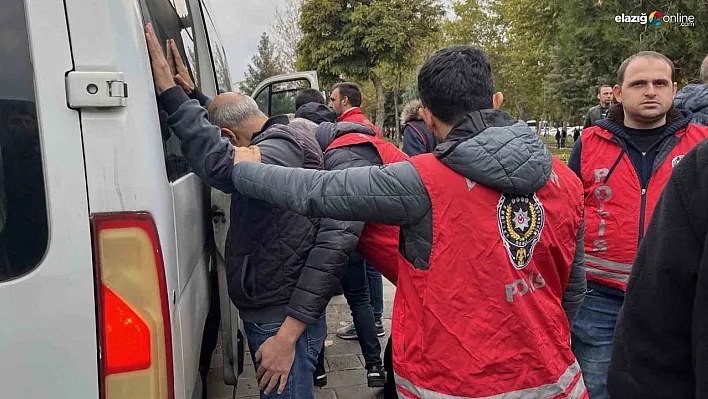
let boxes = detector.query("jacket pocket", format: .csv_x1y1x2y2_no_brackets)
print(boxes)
239,255,255,300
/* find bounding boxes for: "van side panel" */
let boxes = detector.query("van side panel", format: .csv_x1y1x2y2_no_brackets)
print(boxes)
0,0,99,397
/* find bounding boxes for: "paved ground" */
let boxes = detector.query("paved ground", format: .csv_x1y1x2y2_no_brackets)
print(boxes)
208,280,396,399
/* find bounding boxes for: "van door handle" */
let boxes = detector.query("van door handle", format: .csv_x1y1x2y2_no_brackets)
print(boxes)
211,206,226,223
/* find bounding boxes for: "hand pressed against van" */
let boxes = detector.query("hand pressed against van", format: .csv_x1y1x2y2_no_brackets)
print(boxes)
144,24,176,94
167,39,195,95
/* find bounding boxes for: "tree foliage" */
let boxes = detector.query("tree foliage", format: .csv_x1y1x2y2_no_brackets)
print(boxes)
239,32,286,95
445,0,708,127
297,0,445,129
270,0,304,72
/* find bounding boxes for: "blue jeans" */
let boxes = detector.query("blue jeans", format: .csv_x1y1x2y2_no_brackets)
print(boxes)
366,262,384,321
342,252,382,369
243,315,327,398
571,283,624,399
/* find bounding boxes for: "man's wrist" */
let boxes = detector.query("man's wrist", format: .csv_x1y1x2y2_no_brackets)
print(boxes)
276,316,307,345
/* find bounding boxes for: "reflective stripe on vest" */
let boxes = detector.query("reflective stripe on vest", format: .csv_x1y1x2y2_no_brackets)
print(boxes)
395,361,585,399
585,255,631,285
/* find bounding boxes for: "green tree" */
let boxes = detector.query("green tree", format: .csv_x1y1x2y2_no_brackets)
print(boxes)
297,0,445,130
239,33,286,95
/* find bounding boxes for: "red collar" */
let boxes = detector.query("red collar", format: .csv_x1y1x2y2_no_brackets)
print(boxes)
337,107,362,121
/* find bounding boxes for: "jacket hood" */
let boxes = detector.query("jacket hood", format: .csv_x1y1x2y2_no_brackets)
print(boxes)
434,109,552,195
295,102,338,125
401,100,423,125
314,122,377,152
674,84,708,115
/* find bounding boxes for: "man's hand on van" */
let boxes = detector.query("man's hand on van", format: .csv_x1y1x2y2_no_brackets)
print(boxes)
144,24,176,94
167,39,195,95
233,146,262,164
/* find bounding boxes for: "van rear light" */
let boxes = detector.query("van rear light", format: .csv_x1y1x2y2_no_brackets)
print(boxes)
93,213,174,399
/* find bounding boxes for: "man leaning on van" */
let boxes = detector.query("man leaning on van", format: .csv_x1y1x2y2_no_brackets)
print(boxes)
145,25,347,398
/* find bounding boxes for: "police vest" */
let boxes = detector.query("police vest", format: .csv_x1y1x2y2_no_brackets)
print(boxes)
580,123,708,291
325,133,409,282
393,154,586,398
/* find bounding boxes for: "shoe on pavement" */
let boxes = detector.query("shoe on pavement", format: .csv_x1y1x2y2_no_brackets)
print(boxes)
313,367,328,387
375,319,386,337
336,322,358,340
367,365,387,388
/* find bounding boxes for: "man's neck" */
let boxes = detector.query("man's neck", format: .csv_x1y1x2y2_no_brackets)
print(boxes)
624,115,667,130
600,103,610,109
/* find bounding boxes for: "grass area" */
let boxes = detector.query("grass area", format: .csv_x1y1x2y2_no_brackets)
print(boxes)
540,135,574,163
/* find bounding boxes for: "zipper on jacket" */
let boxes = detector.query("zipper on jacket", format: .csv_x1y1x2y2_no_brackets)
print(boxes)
639,187,647,243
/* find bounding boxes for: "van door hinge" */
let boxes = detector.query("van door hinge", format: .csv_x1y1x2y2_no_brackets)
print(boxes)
66,71,128,108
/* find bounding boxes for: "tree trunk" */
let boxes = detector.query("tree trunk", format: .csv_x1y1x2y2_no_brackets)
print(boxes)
372,73,386,132
393,72,401,146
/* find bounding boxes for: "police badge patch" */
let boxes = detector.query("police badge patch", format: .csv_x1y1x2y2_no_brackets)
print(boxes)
497,194,546,269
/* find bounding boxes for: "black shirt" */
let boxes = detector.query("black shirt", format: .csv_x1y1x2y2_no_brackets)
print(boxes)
624,124,667,153
600,106,610,119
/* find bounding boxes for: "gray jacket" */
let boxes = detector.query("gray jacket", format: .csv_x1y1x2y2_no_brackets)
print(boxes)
231,109,587,323
675,83,708,126
160,86,349,325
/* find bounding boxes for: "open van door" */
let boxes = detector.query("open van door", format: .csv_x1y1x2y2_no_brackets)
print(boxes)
251,71,320,117
210,71,319,386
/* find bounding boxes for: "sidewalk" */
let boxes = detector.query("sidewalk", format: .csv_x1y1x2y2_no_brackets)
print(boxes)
208,280,396,399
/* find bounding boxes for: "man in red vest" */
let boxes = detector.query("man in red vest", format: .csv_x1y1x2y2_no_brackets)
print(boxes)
567,51,708,399
329,82,382,138
227,45,589,398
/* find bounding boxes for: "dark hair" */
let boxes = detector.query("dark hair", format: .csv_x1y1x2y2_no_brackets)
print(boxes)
333,82,362,107
295,88,325,110
418,45,494,125
598,85,612,92
617,51,675,87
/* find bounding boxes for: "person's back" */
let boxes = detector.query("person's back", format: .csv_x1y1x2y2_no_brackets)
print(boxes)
401,100,436,156
226,45,588,397
675,83,708,126
675,55,708,126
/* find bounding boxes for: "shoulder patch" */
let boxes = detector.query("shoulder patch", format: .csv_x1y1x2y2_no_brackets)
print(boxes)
497,194,546,269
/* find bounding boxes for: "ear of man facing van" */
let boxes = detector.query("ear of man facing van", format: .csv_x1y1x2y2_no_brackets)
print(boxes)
226,46,589,398
145,24,357,397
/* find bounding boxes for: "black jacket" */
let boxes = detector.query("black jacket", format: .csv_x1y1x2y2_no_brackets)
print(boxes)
230,109,587,323
675,83,708,126
159,86,347,325
608,138,708,399
402,120,436,156
295,102,337,125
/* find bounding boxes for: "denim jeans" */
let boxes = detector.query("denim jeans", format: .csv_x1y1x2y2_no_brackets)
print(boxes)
571,283,624,399
342,251,382,368
366,262,384,321
243,315,327,398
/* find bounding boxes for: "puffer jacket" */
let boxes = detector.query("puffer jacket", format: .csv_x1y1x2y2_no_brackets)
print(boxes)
159,86,349,325
675,83,708,126
231,109,587,323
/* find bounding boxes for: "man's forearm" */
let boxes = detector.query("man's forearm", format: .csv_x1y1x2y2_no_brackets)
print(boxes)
230,161,431,226
162,87,237,193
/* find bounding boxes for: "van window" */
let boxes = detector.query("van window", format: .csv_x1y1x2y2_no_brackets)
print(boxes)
0,0,49,281
141,0,200,181
203,4,232,93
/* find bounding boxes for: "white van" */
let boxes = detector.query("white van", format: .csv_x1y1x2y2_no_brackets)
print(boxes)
0,0,318,398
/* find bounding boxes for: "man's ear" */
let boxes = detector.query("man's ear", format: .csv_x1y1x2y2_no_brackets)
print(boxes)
493,92,504,110
420,107,436,132
672,82,678,100
220,127,238,146
613,85,623,103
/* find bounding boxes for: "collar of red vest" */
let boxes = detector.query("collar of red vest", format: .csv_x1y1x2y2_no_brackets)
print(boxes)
337,107,363,121
595,104,691,142
315,121,377,151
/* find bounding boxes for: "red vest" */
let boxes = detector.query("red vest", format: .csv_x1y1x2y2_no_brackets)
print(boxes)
580,123,708,291
337,107,382,138
395,154,587,398
325,133,408,282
